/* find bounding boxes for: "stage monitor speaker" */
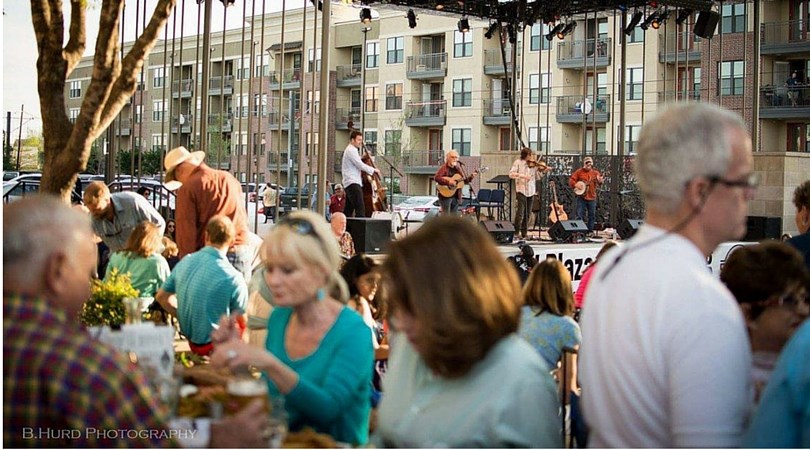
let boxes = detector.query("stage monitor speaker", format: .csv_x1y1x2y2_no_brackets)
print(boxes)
617,219,644,240
549,220,589,242
346,218,391,254
744,216,782,241
694,10,720,39
480,220,515,245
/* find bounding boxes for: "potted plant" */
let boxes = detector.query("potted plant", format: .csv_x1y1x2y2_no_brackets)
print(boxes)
80,269,139,327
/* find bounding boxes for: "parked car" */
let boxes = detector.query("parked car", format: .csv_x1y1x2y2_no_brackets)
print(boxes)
3,171,20,181
3,177,83,204
393,196,440,222
108,179,176,219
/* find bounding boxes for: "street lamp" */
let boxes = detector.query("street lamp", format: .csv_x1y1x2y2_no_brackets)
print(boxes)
359,25,372,135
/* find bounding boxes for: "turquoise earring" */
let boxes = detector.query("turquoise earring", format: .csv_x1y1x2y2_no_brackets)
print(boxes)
316,288,326,301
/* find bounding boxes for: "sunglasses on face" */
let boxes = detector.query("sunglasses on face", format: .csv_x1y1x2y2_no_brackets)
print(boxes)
708,173,760,190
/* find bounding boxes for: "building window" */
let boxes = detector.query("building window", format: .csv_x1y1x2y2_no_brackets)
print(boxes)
499,128,512,152
237,57,251,79
720,3,745,34
628,26,644,43
153,67,165,88
624,125,641,154
69,81,81,98
693,67,702,98
529,73,550,104
351,90,362,111
253,94,267,116
306,132,319,157
68,108,79,123
364,129,378,154
238,94,249,117
528,126,549,152
307,90,320,115
451,128,472,156
152,100,165,122
134,105,142,124
627,68,643,101
236,132,247,155
365,86,378,112
308,48,322,72
718,61,744,95
596,127,607,154
255,55,269,77
385,83,403,110
454,30,473,58
253,132,266,156
384,129,402,156
530,24,551,51
366,42,379,68
152,134,166,152
387,37,404,64
452,78,472,107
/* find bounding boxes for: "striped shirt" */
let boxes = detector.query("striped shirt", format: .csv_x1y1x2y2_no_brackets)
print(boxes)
163,246,248,345
91,192,166,252
3,294,174,448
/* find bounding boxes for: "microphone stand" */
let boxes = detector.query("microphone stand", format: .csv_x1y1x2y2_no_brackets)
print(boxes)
374,152,403,212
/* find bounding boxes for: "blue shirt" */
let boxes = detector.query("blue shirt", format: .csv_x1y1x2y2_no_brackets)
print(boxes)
743,320,810,447
163,246,247,344
91,192,166,252
518,306,581,368
265,307,373,446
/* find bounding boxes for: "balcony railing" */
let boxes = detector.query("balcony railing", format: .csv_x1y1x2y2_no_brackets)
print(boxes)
404,100,447,127
657,90,701,103
761,20,810,53
557,38,611,69
401,149,445,170
658,32,702,63
115,119,131,136
172,78,194,98
760,85,810,119
483,48,519,75
207,113,233,132
268,69,302,89
268,110,298,130
336,64,362,87
555,95,610,123
482,98,514,126
171,114,193,133
335,107,360,129
208,75,234,94
406,53,448,79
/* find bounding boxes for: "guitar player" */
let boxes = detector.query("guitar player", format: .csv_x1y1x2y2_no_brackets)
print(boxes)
509,148,550,239
434,149,476,215
568,156,604,234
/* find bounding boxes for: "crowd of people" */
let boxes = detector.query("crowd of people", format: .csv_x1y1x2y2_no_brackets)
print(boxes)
4,102,810,448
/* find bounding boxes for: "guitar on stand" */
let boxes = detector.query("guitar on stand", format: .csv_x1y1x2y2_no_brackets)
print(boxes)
548,181,568,224
436,167,489,197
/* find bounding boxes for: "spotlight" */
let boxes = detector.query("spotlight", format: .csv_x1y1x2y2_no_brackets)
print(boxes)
546,22,565,41
557,21,576,40
407,9,417,28
640,11,660,30
651,9,670,29
435,3,444,10
676,9,693,25
218,0,235,5
458,18,470,33
360,8,372,24
484,21,499,39
624,10,643,34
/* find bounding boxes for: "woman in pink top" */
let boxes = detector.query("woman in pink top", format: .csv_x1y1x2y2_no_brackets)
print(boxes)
574,241,618,310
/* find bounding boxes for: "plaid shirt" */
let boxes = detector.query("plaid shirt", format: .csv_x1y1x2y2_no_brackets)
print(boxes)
3,294,175,448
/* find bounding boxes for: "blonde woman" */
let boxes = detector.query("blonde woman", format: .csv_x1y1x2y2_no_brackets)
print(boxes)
105,221,170,298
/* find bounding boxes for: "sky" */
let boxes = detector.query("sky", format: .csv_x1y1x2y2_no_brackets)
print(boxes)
2,0,307,138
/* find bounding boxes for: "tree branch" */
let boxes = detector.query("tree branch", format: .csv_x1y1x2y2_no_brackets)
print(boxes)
62,0,86,76
31,0,71,148
96,0,177,135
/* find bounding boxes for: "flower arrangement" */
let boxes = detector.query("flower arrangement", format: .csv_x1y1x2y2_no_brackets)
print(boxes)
80,269,140,327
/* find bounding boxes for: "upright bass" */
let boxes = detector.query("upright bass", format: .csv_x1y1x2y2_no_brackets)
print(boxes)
360,147,388,217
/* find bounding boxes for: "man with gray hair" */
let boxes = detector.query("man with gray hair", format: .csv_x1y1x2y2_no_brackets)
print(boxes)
83,180,165,252
3,196,267,447
579,103,757,447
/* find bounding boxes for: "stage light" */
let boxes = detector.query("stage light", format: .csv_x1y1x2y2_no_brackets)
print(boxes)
484,22,499,39
435,3,444,10
407,9,417,28
219,0,235,5
651,9,670,29
557,21,576,40
676,9,693,25
360,8,372,24
640,11,660,30
624,11,643,35
546,22,565,41
458,18,470,33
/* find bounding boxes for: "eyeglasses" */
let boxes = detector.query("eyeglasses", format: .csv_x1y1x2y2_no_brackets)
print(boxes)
584,161,593,165
708,173,760,190
760,290,809,313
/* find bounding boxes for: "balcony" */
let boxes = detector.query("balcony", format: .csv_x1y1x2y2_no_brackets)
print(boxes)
406,53,448,80
268,69,302,90
404,100,447,127
171,114,193,134
761,20,810,54
401,149,444,174
208,75,234,95
335,107,360,130
557,38,611,69
336,64,362,88
482,98,513,126
657,90,701,103
207,113,233,132
115,119,131,136
266,151,291,170
172,78,194,98
555,95,610,123
760,85,810,119
483,48,519,75
268,110,297,130
658,33,702,64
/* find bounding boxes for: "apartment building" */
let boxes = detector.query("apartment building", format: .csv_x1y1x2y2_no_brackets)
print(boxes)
64,0,810,232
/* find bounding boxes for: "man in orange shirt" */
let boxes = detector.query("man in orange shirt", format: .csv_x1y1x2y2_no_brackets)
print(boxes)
569,156,604,233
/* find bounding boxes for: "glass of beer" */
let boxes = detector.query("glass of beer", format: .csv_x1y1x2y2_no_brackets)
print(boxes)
224,375,269,416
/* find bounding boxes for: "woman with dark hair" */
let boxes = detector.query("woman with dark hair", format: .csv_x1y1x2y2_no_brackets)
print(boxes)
374,216,560,447
720,241,810,402
164,218,176,241
340,254,384,343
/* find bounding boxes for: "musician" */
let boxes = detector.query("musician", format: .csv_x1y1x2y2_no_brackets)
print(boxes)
509,148,550,239
434,149,476,215
342,130,380,218
568,156,604,233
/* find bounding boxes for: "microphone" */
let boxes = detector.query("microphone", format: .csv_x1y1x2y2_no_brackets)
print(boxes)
456,160,465,166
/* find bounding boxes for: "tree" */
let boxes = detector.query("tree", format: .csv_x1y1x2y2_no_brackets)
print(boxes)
31,0,176,202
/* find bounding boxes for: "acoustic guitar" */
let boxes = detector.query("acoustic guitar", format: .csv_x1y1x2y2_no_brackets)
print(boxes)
548,181,568,224
436,167,489,197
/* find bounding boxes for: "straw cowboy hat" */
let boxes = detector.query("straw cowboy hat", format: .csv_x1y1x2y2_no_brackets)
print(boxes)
163,146,205,188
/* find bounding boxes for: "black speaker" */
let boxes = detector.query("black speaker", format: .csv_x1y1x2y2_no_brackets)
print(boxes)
549,220,589,242
346,218,391,254
617,219,644,240
480,220,515,244
694,10,720,39
744,216,782,241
